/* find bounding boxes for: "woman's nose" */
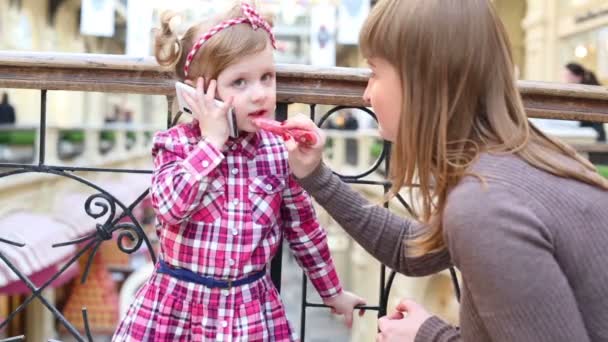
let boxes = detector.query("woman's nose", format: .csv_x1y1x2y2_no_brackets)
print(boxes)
363,82,372,104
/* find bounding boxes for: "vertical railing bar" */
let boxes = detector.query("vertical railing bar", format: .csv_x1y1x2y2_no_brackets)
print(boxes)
381,270,398,314
300,104,316,342
384,142,392,186
166,95,174,129
299,272,308,342
300,103,317,342
38,90,47,166
270,102,289,293
298,103,316,342
275,102,289,121
450,267,461,302
378,142,392,318
379,265,387,317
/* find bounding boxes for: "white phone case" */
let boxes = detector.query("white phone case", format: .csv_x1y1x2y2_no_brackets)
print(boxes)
175,81,238,138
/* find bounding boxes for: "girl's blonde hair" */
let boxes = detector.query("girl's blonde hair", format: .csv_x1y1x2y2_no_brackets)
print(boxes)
360,0,608,256
154,1,273,83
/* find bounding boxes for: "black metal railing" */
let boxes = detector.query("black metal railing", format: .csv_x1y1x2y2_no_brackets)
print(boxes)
0,51,607,341
0,89,155,341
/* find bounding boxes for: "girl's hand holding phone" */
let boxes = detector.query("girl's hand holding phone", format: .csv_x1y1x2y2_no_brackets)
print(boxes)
183,77,234,149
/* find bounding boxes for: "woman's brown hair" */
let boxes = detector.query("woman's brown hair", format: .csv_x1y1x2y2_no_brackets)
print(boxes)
360,0,608,256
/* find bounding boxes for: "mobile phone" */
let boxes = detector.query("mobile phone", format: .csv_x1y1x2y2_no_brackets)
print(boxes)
175,81,238,138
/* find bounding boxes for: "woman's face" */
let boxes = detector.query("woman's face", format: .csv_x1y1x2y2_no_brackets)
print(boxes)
563,68,583,84
363,57,403,142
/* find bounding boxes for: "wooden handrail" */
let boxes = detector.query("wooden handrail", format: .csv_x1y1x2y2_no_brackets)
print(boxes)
0,51,607,122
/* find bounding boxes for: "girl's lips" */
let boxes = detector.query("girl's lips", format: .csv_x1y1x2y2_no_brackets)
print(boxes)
248,110,267,117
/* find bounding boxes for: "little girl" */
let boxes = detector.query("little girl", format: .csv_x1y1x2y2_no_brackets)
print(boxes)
113,2,364,341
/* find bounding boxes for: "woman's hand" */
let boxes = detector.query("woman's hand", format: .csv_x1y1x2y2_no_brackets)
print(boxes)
376,299,432,342
323,290,367,328
282,115,326,178
183,77,234,149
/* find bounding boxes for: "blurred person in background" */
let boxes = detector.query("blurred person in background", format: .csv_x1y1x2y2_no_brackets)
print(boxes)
0,92,16,125
564,62,606,142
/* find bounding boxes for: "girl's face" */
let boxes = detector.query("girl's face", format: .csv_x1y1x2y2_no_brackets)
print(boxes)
216,43,276,133
363,57,403,142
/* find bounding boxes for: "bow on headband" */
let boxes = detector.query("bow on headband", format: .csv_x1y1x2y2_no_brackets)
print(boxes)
183,2,276,77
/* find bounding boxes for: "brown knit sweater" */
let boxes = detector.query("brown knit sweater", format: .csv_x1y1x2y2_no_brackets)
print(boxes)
298,153,608,341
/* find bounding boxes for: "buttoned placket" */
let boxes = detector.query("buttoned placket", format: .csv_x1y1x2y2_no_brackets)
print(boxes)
225,149,243,282
219,148,241,341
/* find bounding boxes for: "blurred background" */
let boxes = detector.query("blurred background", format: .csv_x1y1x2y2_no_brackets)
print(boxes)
0,0,606,142
0,0,606,341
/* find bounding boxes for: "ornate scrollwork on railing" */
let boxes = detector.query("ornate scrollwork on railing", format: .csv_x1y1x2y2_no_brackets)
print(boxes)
317,105,388,180
85,193,115,223
111,222,146,261
0,163,154,341
53,189,155,284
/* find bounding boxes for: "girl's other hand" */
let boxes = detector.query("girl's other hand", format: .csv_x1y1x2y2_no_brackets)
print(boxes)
282,114,326,179
183,77,234,149
323,290,367,328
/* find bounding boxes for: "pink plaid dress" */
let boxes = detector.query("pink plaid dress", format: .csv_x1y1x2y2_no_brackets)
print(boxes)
113,121,342,341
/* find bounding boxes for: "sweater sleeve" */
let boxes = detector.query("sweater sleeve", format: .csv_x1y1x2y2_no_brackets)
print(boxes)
415,317,461,342
297,163,451,277
444,181,591,342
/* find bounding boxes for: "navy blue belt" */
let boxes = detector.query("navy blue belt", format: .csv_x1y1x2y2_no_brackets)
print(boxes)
157,260,266,289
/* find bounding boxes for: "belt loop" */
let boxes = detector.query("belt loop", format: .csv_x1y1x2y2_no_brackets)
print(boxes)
227,280,233,290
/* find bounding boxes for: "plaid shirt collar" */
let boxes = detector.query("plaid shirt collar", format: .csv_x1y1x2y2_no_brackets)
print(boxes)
188,120,259,158
224,132,258,159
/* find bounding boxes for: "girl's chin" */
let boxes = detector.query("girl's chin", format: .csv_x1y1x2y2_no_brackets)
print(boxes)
237,122,259,134
239,127,257,134
236,113,274,133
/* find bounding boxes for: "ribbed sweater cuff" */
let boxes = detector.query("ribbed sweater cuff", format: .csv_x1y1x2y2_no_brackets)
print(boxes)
296,162,333,197
415,316,460,342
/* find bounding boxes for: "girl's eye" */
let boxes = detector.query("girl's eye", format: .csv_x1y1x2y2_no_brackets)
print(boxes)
232,79,246,87
262,73,274,82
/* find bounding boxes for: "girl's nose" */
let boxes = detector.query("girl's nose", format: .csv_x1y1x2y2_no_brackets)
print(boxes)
251,85,267,103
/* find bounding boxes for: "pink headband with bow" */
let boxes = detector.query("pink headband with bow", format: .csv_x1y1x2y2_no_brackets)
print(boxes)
183,3,276,77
